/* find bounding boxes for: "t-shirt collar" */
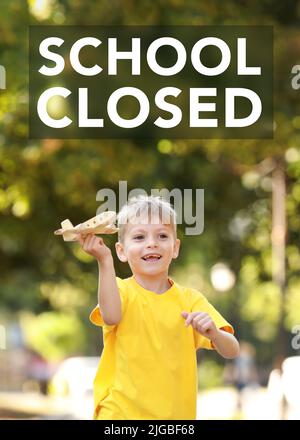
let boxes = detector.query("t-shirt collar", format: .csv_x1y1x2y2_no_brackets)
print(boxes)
130,275,176,297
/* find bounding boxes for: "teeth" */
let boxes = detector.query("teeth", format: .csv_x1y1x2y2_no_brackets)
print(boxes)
142,254,161,260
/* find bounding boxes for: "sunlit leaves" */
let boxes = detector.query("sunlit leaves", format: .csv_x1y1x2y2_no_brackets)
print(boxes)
20,311,86,360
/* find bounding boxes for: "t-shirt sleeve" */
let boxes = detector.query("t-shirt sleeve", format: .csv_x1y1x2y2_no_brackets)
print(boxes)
89,277,128,331
188,289,234,350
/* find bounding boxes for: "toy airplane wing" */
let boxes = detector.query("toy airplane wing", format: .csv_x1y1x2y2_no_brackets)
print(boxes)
54,211,118,241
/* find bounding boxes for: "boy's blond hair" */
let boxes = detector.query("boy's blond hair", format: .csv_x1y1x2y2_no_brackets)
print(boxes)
117,195,177,243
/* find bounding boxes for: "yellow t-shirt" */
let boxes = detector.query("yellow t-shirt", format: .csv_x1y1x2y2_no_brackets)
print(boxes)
89,276,234,420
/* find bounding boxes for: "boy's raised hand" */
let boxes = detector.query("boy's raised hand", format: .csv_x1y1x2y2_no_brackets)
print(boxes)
181,311,218,340
78,234,112,264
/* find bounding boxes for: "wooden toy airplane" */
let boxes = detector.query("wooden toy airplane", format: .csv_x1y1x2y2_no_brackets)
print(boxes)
54,211,118,241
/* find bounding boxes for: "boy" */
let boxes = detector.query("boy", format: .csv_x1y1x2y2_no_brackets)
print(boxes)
79,195,239,420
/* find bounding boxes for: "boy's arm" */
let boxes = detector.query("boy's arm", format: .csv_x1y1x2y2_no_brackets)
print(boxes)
210,329,239,359
97,255,122,326
182,311,239,359
79,234,122,326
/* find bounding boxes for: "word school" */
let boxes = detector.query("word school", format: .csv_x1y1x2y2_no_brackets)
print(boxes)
37,36,262,129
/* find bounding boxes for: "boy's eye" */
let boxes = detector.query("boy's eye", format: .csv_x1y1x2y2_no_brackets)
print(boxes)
133,235,144,240
159,234,168,239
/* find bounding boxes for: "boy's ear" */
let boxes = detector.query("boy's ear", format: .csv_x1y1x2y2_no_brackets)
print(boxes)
172,238,180,259
115,241,128,262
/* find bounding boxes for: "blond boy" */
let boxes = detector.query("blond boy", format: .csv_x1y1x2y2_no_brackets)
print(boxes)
79,195,239,420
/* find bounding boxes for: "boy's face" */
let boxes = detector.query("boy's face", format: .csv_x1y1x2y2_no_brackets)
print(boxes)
115,216,180,278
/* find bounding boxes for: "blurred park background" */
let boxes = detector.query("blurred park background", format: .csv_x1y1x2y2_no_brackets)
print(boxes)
1,0,300,420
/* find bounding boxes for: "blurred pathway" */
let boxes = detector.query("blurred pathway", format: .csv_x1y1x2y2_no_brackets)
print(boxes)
0,392,76,419
197,387,300,420
1,388,299,420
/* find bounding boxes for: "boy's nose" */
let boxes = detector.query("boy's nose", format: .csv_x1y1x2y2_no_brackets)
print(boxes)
146,237,158,247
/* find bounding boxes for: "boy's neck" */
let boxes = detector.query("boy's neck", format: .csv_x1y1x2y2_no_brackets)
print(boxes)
133,273,172,294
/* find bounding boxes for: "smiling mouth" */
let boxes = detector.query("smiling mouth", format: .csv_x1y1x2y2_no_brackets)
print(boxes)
142,254,162,261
